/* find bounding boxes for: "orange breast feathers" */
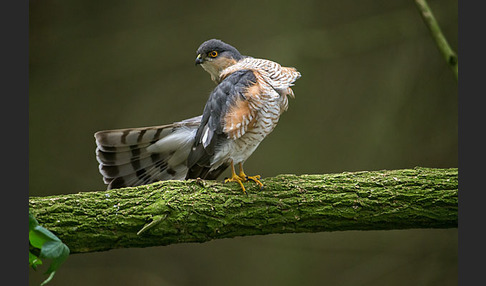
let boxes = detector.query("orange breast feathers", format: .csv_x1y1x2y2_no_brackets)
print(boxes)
223,82,262,140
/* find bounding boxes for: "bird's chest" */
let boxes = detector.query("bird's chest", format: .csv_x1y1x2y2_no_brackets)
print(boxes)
250,99,283,138
224,97,285,162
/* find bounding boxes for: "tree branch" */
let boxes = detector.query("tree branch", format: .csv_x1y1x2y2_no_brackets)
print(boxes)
29,167,457,254
415,0,458,80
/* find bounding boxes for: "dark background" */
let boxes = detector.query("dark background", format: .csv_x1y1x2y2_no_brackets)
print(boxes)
29,0,457,285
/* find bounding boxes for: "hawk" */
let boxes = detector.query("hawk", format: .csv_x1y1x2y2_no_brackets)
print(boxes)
95,39,301,193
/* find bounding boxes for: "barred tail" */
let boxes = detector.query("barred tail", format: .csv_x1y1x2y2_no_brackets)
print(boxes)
94,116,201,189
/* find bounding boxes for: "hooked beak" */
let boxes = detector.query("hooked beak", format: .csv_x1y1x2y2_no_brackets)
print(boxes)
195,54,204,65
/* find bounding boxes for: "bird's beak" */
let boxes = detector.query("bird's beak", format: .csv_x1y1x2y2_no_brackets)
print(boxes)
195,54,204,65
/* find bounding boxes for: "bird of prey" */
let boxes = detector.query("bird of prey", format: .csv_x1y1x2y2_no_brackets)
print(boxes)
95,39,301,193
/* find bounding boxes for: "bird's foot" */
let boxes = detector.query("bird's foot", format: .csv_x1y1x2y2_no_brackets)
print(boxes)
239,172,264,190
224,174,247,195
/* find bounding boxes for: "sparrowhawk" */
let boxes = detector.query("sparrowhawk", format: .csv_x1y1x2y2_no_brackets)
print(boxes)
95,39,301,193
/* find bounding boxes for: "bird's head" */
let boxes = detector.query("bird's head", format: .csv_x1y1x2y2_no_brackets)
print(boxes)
195,39,243,83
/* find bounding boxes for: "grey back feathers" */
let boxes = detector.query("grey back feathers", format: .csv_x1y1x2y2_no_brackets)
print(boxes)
186,70,257,179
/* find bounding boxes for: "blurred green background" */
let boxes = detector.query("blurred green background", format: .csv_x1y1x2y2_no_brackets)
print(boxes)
29,0,457,285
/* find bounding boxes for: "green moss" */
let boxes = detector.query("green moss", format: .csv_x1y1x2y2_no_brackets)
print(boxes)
29,167,457,254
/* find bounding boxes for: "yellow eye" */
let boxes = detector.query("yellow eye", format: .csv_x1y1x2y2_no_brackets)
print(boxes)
209,51,218,58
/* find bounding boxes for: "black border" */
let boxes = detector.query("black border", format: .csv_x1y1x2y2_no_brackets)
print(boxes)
4,0,29,285
458,1,482,285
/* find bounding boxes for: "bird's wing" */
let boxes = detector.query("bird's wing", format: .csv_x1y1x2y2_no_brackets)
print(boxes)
186,69,261,179
94,116,201,189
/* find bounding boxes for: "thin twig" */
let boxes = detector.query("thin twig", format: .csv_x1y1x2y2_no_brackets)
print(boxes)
415,0,458,80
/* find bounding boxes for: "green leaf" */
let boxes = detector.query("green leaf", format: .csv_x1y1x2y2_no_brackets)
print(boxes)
40,240,70,262
29,251,42,270
39,241,69,285
29,212,39,229
29,212,70,285
29,225,61,249
40,271,56,286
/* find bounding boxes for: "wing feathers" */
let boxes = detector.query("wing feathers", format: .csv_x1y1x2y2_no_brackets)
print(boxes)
186,70,256,178
223,79,261,140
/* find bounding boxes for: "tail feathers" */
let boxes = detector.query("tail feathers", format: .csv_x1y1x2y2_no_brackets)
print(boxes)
107,158,189,189
95,126,173,148
107,158,168,189
94,115,201,148
95,116,201,189
99,152,168,179
96,145,153,166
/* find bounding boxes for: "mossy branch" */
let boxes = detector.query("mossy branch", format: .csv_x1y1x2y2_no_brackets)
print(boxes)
415,0,458,80
29,167,457,254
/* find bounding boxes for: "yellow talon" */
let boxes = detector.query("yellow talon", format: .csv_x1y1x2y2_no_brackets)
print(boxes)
245,175,264,189
224,175,247,194
225,162,247,194
239,167,263,188
224,161,264,194
238,162,266,190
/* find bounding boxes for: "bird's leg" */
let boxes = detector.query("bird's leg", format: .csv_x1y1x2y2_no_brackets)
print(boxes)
237,163,264,190
224,161,247,194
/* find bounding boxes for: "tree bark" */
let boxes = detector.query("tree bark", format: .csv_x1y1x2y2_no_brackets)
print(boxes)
29,167,457,254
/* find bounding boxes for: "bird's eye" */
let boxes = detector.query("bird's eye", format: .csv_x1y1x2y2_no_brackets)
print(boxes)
209,51,218,58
